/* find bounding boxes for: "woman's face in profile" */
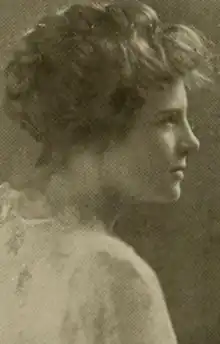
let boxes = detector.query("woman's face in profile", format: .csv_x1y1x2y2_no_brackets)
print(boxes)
104,79,200,204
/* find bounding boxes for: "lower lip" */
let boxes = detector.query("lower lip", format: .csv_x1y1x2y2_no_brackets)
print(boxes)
171,170,184,180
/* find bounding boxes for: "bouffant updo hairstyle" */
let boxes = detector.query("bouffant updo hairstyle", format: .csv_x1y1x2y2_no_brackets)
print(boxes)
3,0,212,168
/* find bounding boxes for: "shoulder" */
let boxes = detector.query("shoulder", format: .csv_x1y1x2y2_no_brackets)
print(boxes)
63,227,160,297
65,229,177,344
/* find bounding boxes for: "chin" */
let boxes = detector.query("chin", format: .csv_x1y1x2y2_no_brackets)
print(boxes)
141,185,182,204
127,182,182,205
166,192,181,203
164,184,181,203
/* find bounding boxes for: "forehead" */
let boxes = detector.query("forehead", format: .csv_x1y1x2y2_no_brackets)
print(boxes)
141,79,188,116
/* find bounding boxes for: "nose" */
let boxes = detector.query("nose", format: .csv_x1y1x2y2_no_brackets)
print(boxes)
179,122,200,154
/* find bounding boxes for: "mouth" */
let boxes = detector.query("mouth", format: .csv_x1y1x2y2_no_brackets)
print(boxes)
170,166,186,181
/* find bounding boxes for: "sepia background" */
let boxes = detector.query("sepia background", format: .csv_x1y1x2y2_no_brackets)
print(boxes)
0,0,220,343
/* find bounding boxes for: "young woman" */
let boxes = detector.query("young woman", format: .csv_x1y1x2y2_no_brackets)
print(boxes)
0,0,212,343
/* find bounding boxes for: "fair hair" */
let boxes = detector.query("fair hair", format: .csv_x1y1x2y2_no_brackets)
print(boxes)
3,0,212,169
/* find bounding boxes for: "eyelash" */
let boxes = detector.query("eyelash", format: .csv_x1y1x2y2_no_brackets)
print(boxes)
158,113,179,125
158,115,197,133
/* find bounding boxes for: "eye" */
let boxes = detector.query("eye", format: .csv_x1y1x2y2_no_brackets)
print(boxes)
156,111,180,126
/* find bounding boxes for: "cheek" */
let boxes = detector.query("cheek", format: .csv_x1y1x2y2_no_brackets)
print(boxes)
157,128,177,156
128,136,159,179
140,129,177,179
123,126,177,180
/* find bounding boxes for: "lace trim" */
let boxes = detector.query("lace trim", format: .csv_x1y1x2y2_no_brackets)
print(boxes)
0,182,21,222
0,182,53,224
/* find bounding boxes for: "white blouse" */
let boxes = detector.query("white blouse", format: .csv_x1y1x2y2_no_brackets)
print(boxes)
0,182,177,344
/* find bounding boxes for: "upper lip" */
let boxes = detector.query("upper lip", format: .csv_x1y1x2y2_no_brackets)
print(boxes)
170,165,187,172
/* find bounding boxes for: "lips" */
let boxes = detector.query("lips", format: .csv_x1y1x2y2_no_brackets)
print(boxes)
171,170,184,180
170,166,186,180
170,164,186,172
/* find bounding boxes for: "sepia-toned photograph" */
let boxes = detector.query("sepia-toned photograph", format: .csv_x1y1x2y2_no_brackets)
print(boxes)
0,0,220,343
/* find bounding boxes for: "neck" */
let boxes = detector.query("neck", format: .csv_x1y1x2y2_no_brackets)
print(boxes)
45,169,128,231
14,150,130,230
88,185,128,230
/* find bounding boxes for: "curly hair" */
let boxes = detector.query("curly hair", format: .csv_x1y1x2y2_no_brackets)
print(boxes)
3,0,213,167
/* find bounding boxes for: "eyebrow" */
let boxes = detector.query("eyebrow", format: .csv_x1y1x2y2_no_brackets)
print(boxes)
157,108,185,115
